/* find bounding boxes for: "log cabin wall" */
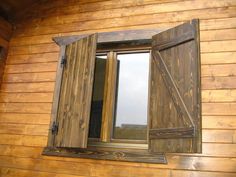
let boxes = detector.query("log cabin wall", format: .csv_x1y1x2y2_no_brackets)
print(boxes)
0,0,236,176
0,17,12,86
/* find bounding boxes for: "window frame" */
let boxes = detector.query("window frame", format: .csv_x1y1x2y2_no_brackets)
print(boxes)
43,19,201,163
90,49,151,144
43,29,167,164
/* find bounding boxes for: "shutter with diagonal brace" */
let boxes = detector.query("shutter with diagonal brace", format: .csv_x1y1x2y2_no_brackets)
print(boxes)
148,19,201,153
53,34,97,148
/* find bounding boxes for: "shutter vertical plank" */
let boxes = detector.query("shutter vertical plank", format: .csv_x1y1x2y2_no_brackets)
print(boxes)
149,19,201,153
46,45,66,147
54,34,97,148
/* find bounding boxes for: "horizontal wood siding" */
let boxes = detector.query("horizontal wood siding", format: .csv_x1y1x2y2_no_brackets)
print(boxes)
0,0,236,176
0,17,12,87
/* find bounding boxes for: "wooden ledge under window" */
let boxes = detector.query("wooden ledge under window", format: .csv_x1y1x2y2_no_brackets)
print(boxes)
43,146,167,164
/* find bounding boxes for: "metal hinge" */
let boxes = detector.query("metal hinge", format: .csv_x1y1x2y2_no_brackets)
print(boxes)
60,56,67,68
51,121,58,135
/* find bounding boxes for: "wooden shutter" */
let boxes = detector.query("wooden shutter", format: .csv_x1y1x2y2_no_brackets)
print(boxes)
54,34,97,148
148,19,201,153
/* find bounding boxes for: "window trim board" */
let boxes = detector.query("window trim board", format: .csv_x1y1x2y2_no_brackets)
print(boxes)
43,146,167,164
53,29,161,46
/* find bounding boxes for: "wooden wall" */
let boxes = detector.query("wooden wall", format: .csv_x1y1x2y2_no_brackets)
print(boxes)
0,17,12,85
0,0,236,176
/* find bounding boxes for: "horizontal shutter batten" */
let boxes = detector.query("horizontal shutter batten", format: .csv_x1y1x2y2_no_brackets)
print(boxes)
152,30,195,51
149,127,195,139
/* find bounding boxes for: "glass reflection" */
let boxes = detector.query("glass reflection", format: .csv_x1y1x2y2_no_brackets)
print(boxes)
113,52,150,140
89,55,107,138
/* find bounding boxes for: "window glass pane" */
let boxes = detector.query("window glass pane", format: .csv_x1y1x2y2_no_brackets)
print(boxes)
89,54,107,138
113,52,149,140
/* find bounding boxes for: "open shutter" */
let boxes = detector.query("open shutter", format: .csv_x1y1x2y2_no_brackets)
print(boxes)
148,19,201,153
54,34,97,148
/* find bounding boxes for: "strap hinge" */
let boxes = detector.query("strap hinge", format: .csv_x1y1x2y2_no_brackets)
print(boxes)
61,56,67,68
51,121,58,135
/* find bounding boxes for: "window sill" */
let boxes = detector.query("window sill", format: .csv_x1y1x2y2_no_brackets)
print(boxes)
42,146,167,164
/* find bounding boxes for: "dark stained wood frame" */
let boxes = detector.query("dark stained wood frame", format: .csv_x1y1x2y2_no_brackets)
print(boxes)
53,29,161,46
149,19,201,153
43,146,166,164
44,29,170,164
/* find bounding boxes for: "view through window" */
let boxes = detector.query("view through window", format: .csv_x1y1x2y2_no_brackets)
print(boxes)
89,51,150,142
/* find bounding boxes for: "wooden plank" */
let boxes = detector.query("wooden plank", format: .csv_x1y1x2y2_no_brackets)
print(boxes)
8,43,59,55
201,52,236,65
0,93,53,103
43,147,167,164
101,52,117,142
149,127,194,139
202,64,236,77
152,50,194,126
13,6,236,37
0,103,52,114
54,29,160,46
0,134,47,147
171,170,236,177
202,103,236,115
54,34,97,148
202,130,236,143
17,0,236,29
0,113,50,125
6,53,59,64
0,155,236,173
0,123,48,136
153,31,194,50
201,40,236,53
202,89,236,102
46,45,65,147
201,28,236,42
202,116,236,129
0,82,55,92
3,72,56,83
9,17,236,47
0,145,43,158
0,168,84,177
202,143,236,157
16,0,180,22
4,62,57,74
202,76,236,90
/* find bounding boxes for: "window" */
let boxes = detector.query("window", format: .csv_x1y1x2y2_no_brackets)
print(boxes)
43,19,201,164
88,52,150,141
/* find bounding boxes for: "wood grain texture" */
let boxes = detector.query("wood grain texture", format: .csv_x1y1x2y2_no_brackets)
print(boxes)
43,147,167,164
149,19,201,153
54,34,97,148
0,92,53,103
101,52,117,142
12,6,236,37
2,72,56,83
1,0,236,176
15,0,236,29
8,18,236,47
0,17,12,88
0,113,50,125
6,53,58,64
